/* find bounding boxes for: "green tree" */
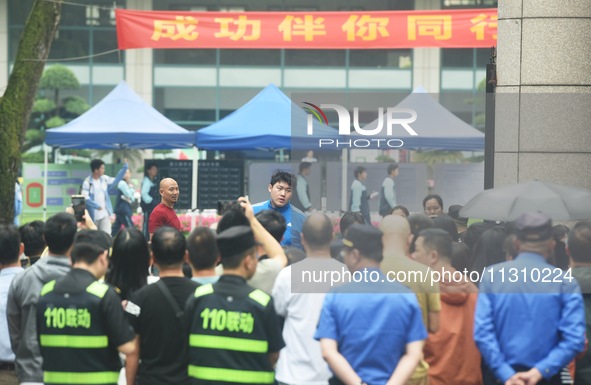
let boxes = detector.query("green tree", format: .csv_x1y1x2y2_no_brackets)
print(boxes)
24,66,89,152
39,64,79,109
0,0,62,223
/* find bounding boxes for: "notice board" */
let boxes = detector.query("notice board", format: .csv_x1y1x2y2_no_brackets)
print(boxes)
198,160,244,210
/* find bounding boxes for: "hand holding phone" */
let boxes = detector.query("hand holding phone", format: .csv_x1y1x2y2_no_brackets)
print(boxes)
71,195,86,222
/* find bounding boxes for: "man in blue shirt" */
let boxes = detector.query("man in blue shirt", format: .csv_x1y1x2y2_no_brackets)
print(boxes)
315,224,427,385
474,212,586,385
252,170,304,250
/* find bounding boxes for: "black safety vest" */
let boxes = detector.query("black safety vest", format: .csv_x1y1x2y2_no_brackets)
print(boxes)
187,283,275,384
37,280,121,385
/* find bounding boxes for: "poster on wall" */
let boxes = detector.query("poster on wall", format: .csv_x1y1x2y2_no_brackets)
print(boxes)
22,163,120,217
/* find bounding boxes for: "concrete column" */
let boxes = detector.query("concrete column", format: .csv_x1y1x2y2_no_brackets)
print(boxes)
412,0,440,93
0,0,8,97
124,0,153,104
494,0,591,190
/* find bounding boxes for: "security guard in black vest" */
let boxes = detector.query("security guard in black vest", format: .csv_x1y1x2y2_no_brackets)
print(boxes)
37,235,136,385
185,225,285,385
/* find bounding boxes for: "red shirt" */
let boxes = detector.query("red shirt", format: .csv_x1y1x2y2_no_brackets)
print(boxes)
148,203,181,234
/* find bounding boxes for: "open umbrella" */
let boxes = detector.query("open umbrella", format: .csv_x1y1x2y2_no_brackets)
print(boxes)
460,180,591,221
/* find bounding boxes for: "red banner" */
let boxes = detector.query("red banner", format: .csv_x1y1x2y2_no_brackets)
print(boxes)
116,8,497,50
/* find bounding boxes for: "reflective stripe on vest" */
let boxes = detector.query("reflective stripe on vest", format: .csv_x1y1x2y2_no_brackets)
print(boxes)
248,289,270,306
86,281,109,298
189,334,268,353
40,335,109,348
44,370,119,384
188,365,274,384
194,283,214,298
41,280,56,296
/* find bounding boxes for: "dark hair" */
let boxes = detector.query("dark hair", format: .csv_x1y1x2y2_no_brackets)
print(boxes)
255,210,286,243
451,242,473,272
339,212,365,236
0,224,21,265
71,242,105,265
187,227,219,270
151,227,186,267
423,194,444,211
270,170,295,188
299,162,311,173
552,224,570,269
433,214,459,241
418,228,453,260
19,221,45,257
407,213,433,253
472,226,509,273
503,234,519,260
90,159,105,172
461,222,494,252
220,247,255,269
145,162,157,174
217,207,250,234
44,212,77,255
75,229,112,251
568,221,591,263
390,205,409,217
387,163,399,174
354,166,366,178
302,213,333,249
105,228,150,300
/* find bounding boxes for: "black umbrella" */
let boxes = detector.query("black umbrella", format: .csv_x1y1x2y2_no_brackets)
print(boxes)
460,180,591,221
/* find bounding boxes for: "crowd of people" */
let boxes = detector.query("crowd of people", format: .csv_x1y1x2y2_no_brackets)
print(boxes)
0,163,590,385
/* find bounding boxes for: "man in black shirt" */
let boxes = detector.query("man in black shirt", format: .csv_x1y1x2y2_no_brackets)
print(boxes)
36,231,136,385
125,227,199,385
185,224,285,385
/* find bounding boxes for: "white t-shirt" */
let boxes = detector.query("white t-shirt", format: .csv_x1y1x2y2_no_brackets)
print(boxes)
92,177,108,220
272,257,346,385
215,258,283,294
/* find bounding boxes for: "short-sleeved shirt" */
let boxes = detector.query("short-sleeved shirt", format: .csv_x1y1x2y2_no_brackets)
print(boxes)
126,277,199,385
314,268,427,385
148,203,181,234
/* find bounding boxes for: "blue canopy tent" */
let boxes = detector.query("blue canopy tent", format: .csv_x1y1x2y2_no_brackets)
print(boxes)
46,80,195,149
358,87,485,150
44,81,197,217
195,83,339,150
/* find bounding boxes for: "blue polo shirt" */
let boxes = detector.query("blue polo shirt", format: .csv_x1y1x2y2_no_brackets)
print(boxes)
474,252,586,382
252,200,305,250
314,268,427,385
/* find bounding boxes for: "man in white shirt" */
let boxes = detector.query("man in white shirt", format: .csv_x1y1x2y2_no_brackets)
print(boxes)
272,213,346,385
81,159,128,234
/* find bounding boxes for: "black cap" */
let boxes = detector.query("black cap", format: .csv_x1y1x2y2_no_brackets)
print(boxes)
216,226,255,259
515,212,553,242
448,205,468,226
342,224,383,259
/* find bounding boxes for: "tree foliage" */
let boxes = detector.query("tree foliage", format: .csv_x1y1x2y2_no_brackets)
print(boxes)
40,64,79,106
0,0,62,223
24,67,88,153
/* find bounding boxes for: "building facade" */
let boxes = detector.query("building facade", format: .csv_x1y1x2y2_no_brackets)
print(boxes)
2,0,495,134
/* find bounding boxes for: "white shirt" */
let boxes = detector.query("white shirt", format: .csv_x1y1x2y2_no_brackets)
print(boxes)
1,266,24,361
92,177,107,220
272,257,346,385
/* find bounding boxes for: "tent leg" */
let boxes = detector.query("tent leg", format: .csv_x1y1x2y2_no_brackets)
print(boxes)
43,145,49,221
192,146,199,212
341,148,348,213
